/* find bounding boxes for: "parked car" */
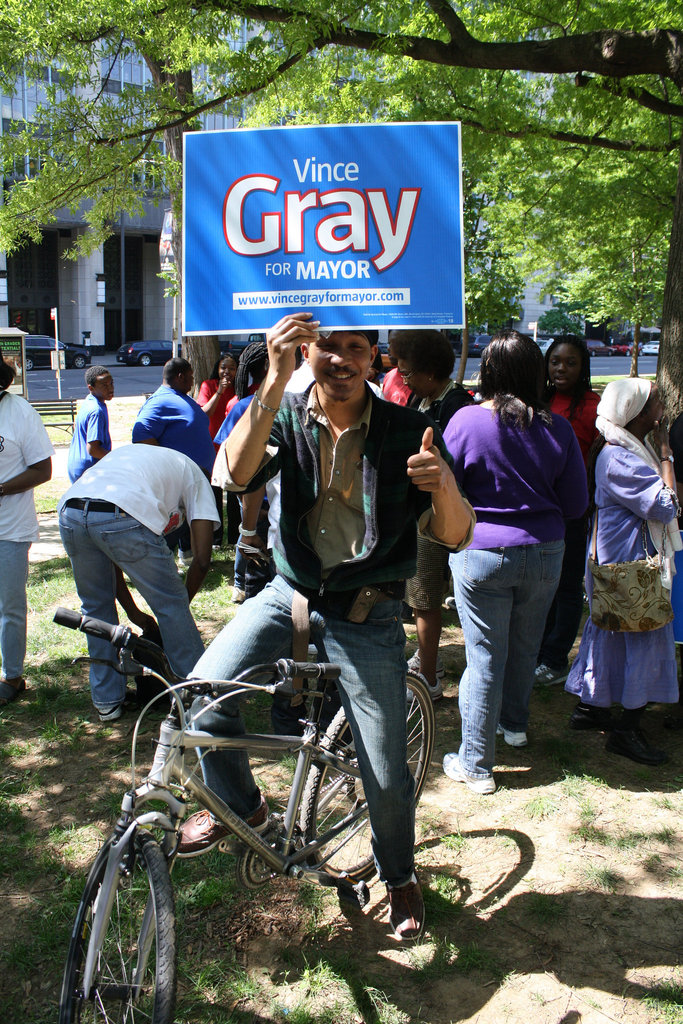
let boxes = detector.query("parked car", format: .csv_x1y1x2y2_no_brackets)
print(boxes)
536,337,555,355
467,334,492,355
641,341,660,356
24,335,91,371
585,340,615,357
116,340,173,366
608,342,631,356
219,333,265,360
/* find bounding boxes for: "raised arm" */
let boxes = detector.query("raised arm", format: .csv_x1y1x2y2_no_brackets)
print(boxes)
226,312,319,486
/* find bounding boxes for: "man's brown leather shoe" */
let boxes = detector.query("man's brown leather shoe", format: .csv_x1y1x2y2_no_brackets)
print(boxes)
178,795,268,857
387,875,425,941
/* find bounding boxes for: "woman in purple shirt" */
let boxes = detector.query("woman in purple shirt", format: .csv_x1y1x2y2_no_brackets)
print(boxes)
442,330,588,794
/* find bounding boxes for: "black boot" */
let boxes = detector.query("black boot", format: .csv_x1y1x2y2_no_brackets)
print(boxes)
605,727,667,765
569,702,614,731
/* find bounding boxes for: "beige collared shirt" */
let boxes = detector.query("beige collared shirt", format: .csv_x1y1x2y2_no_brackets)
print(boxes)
305,385,372,576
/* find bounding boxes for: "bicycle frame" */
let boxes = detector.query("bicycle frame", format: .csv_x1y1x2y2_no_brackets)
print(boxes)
79,683,368,1003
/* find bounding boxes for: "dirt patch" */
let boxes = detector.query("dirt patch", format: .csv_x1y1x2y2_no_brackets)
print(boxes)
1,614,681,1024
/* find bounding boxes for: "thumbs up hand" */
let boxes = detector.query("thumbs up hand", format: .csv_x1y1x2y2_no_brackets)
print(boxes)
425,426,439,452
407,426,449,492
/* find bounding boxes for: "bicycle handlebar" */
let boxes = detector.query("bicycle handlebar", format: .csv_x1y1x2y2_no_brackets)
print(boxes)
54,607,132,648
53,609,342,691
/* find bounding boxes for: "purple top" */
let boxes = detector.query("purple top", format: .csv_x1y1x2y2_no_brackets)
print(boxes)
443,404,587,549
592,446,677,562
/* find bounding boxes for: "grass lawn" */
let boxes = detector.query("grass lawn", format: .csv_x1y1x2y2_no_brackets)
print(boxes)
1,384,680,1024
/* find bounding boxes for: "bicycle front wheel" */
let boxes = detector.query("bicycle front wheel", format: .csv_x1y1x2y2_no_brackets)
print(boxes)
59,831,176,1023
299,671,435,880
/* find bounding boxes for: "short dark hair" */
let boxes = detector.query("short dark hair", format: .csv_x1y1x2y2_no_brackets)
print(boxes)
391,330,454,380
85,364,110,388
163,357,192,383
0,357,16,390
480,329,550,428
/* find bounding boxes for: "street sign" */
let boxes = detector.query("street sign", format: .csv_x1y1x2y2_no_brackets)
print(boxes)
183,122,465,335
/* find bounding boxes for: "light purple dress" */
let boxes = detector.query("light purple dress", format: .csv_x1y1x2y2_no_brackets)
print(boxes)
566,446,679,709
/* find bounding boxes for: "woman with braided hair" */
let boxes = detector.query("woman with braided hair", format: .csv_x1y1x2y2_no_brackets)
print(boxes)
224,340,269,414
215,340,270,602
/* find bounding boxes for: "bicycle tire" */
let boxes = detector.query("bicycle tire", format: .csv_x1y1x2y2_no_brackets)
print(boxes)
299,671,435,880
59,831,176,1024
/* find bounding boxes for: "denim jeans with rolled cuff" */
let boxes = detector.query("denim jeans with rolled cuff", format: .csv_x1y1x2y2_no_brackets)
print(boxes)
189,573,416,888
450,541,564,779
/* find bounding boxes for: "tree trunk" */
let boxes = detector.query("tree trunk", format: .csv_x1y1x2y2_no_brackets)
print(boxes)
185,335,221,392
630,323,641,378
659,131,683,415
456,310,470,385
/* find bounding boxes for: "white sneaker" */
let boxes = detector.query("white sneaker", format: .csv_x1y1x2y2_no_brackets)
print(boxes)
407,650,445,682
232,588,246,604
534,663,568,686
496,724,528,747
442,753,496,794
407,669,443,702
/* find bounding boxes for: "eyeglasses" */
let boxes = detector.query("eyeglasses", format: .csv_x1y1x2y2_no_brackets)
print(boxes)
399,368,416,381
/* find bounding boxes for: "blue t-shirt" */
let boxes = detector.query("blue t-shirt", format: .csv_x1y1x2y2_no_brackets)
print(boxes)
67,393,111,483
213,395,254,445
132,385,215,472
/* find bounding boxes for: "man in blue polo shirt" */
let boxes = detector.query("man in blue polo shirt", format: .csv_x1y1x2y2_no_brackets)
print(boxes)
132,357,215,472
133,357,216,561
67,366,114,483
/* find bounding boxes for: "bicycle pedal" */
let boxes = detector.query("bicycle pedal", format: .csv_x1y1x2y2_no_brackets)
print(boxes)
337,876,370,909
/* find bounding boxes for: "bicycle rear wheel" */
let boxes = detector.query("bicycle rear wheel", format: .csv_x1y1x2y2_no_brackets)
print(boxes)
59,831,176,1023
299,671,435,880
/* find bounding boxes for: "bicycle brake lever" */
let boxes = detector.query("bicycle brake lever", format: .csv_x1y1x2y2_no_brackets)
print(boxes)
70,656,127,674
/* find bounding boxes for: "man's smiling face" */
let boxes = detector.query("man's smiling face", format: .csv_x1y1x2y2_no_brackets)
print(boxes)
302,331,377,404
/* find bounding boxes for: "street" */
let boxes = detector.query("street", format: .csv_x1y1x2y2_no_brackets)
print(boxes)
21,353,660,401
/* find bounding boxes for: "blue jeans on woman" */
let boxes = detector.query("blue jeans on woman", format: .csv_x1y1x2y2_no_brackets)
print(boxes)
450,541,564,780
0,540,31,680
189,573,415,888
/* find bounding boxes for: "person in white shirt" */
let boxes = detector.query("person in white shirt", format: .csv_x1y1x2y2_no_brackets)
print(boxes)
0,358,54,705
58,444,219,721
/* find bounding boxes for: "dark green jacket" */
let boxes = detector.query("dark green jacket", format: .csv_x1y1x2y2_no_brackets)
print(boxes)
247,384,456,594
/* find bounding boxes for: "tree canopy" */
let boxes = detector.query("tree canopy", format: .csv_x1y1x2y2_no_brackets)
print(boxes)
1,0,682,400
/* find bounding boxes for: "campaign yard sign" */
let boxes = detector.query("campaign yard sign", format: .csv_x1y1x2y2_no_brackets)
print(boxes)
183,122,464,335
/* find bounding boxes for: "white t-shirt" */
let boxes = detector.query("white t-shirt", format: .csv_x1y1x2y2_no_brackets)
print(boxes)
0,392,55,543
58,444,219,535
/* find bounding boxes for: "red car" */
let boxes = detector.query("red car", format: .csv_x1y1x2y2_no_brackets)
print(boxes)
585,341,615,357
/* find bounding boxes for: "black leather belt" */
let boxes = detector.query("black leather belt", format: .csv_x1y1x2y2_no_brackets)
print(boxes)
290,579,405,620
64,498,125,514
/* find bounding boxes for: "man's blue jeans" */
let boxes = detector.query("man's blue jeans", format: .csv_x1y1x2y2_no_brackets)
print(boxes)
189,574,415,888
59,505,205,711
450,541,564,779
0,540,31,680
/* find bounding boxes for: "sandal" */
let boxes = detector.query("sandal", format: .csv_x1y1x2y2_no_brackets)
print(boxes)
0,678,26,706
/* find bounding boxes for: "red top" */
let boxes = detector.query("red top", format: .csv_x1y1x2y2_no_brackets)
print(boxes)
197,378,236,447
382,367,413,406
550,390,600,464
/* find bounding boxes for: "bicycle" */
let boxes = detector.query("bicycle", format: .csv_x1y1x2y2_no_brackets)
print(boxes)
55,607,435,1023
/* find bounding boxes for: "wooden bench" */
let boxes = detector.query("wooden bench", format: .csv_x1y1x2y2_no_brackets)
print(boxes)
30,398,78,434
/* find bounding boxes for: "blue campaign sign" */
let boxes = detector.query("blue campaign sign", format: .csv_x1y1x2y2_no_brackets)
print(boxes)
183,122,464,335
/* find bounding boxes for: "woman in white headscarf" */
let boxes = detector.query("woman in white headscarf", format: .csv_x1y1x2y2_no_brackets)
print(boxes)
565,378,681,764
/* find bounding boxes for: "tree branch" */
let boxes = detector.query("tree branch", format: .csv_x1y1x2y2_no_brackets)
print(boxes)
575,72,683,118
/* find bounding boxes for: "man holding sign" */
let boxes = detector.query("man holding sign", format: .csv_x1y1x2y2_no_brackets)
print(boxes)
179,313,474,941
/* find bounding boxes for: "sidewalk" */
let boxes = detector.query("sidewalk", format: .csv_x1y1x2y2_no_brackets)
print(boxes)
31,444,70,564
